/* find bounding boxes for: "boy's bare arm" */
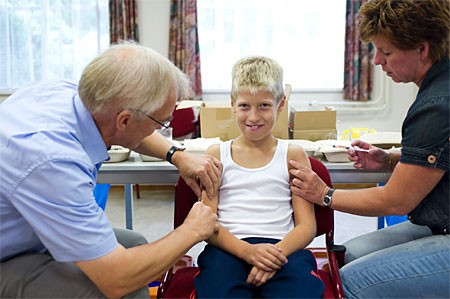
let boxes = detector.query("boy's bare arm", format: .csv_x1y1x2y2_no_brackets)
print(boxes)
277,145,317,257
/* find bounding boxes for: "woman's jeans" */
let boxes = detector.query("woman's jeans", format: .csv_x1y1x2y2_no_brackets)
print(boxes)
340,221,450,298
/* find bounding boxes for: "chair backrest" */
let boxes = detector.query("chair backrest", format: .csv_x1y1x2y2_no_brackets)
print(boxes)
171,107,196,138
174,156,334,240
308,157,334,237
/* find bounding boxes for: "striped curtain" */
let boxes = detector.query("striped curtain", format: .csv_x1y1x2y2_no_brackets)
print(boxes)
169,0,202,99
343,0,374,102
103,0,139,208
109,0,139,44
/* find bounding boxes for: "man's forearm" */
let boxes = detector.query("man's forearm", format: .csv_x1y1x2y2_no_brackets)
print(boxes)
76,225,201,298
134,132,173,159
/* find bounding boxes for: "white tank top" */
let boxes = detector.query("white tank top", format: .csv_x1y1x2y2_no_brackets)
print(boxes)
218,139,294,240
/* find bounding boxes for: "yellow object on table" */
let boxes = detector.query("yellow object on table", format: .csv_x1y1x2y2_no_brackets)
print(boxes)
351,127,369,139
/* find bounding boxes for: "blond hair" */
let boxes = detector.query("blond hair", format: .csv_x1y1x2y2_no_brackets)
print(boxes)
231,56,284,102
359,0,450,63
78,41,192,115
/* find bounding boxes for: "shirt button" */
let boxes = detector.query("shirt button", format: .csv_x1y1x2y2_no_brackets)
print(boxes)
428,155,437,164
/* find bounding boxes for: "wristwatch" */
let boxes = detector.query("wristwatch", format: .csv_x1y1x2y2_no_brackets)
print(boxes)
166,145,185,165
323,188,335,207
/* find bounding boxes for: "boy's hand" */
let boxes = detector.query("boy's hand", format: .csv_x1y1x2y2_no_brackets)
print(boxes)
244,243,287,271
246,266,277,286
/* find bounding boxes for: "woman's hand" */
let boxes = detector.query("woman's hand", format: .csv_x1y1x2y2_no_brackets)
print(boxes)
349,140,389,170
289,160,329,205
172,151,222,198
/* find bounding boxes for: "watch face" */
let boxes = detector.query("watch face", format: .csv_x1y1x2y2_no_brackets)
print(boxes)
323,196,332,207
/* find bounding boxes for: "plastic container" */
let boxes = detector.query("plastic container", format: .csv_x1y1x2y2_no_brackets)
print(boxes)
320,147,350,162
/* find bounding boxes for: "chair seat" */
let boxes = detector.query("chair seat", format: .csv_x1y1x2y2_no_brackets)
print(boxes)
318,269,337,299
160,265,337,299
161,267,198,299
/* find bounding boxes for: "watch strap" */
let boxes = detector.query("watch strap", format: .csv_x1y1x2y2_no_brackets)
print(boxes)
323,188,335,207
166,145,185,165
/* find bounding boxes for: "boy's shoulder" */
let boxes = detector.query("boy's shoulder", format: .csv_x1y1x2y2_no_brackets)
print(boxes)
286,141,309,166
205,143,221,159
287,142,306,155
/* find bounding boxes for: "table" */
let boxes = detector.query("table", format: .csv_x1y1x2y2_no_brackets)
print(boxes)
98,153,392,229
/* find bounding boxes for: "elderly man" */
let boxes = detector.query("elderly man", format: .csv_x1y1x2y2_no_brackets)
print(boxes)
0,42,221,298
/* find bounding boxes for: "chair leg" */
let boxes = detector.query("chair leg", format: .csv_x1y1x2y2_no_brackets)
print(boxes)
135,184,140,199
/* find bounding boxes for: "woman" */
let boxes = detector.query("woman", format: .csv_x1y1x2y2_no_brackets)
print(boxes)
289,0,449,298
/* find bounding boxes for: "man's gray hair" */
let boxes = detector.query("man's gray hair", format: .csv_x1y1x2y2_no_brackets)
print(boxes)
79,41,192,114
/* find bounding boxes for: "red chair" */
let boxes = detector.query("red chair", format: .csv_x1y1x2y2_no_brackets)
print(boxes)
158,157,345,299
171,107,198,140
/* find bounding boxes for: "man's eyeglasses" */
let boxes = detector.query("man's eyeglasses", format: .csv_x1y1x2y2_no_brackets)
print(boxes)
125,109,171,129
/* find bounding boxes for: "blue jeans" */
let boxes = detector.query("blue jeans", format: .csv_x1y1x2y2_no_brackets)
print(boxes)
340,221,450,298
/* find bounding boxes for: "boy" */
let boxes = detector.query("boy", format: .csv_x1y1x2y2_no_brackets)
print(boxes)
194,56,324,298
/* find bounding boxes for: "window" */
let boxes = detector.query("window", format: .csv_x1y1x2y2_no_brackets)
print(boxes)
0,0,109,92
197,0,346,92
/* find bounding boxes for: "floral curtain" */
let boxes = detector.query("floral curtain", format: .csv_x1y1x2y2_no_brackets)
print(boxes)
343,0,374,102
169,0,202,99
109,0,139,44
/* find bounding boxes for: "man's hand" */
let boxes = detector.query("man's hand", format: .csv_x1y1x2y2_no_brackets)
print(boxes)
172,151,222,198
181,202,219,241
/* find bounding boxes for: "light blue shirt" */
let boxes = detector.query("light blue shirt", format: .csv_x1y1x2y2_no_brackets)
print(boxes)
0,80,119,262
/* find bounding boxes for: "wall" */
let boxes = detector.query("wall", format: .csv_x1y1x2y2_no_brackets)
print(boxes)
1,0,417,135
138,0,170,57
137,0,417,134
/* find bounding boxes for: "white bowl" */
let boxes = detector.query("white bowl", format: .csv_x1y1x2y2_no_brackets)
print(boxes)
106,146,131,163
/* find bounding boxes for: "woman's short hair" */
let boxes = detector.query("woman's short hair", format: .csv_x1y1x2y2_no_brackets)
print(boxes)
231,56,284,102
78,41,192,115
358,0,450,63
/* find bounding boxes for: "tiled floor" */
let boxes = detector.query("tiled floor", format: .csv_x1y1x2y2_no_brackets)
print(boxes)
105,185,379,262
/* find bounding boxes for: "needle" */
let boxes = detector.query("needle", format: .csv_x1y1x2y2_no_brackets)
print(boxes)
332,145,370,153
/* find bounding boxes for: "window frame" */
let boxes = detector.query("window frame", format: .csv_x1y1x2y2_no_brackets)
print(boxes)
197,0,389,112
201,66,390,112
0,0,109,94
197,0,347,92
